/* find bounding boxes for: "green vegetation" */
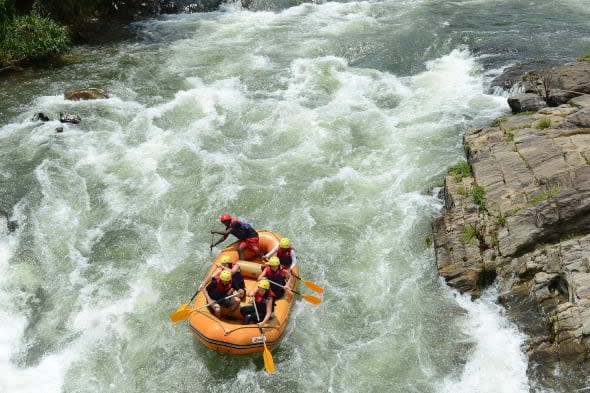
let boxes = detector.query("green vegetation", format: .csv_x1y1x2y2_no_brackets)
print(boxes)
0,11,69,69
462,224,478,245
456,186,469,196
561,233,576,242
529,187,561,205
578,52,590,63
424,234,432,248
448,161,472,182
472,185,486,211
0,0,115,71
491,234,498,247
495,214,506,226
492,116,507,127
537,117,552,129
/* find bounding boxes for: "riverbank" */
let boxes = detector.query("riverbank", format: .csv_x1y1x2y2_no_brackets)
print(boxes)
432,60,590,389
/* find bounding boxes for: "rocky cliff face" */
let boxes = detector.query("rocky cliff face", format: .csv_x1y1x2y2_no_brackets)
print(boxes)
432,61,590,386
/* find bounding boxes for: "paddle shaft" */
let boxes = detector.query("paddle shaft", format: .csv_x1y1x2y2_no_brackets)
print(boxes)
199,292,240,311
253,296,276,373
267,278,304,297
266,279,321,304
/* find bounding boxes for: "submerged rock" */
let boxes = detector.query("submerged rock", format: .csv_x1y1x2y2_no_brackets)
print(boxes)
59,112,81,124
32,112,50,122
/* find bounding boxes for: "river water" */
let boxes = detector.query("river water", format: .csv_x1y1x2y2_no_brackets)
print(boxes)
1,1,590,392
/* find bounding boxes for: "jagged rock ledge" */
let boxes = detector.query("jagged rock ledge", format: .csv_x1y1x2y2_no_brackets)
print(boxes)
432,60,590,387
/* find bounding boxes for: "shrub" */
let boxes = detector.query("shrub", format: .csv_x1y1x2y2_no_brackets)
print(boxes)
0,12,69,68
472,186,486,211
537,117,552,129
448,161,472,182
577,52,590,63
462,225,478,245
0,0,15,24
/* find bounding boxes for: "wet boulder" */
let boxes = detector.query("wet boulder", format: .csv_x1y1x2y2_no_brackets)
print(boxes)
32,112,50,121
508,93,548,113
64,88,108,101
60,112,81,124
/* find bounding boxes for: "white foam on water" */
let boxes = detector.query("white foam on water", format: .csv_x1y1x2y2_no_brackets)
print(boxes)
0,2,540,392
438,287,530,393
0,232,69,393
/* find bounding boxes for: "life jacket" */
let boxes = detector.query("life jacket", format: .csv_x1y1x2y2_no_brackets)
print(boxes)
263,265,288,286
276,247,293,267
228,219,258,240
254,289,276,314
213,274,233,297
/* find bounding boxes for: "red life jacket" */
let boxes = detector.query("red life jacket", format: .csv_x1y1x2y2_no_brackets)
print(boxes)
213,274,233,294
264,265,288,283
276,247,293,267
254,289,276,309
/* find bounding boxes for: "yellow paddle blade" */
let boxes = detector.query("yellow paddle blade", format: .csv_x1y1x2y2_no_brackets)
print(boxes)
262,342,276,373
303,280,324,294
169,308,193,323
302,294,322,305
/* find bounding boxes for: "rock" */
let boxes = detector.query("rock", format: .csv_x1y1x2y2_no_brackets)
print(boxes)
569,95,590,108
547,89,576,106
563,106,590,128
508,93,548,113
32,112,50,121
432,58,590,383
59,112,81,124
489,61,554,93
7,220,17,232
56,127,64,133
552,62,590,95
160,2,178,13
64,88,108,101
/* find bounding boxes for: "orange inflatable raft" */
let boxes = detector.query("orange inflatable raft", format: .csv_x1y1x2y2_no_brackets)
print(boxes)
189,230,299,355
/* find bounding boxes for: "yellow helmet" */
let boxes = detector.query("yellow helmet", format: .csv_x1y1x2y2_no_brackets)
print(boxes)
220,255,232,265
220,270,232,282
267,256,280,266
279,237,291,249
258,279,270,290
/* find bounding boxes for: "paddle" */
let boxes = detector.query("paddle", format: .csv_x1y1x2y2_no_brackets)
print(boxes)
267,279,322,305
253,299,276,373
169,293,239,323
210,232,214,256
290,272,324,293
169,289,200,322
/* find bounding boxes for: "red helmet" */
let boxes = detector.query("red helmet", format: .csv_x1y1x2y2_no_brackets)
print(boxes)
219,213,232,223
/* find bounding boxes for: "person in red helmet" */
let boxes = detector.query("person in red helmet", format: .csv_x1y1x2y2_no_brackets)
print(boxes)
211,214,262,260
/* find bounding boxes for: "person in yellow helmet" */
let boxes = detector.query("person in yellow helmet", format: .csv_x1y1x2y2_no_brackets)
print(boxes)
263,237,297,269
198,254,243,291
258,256,290,299
204,268,244,319
240,279,276,326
